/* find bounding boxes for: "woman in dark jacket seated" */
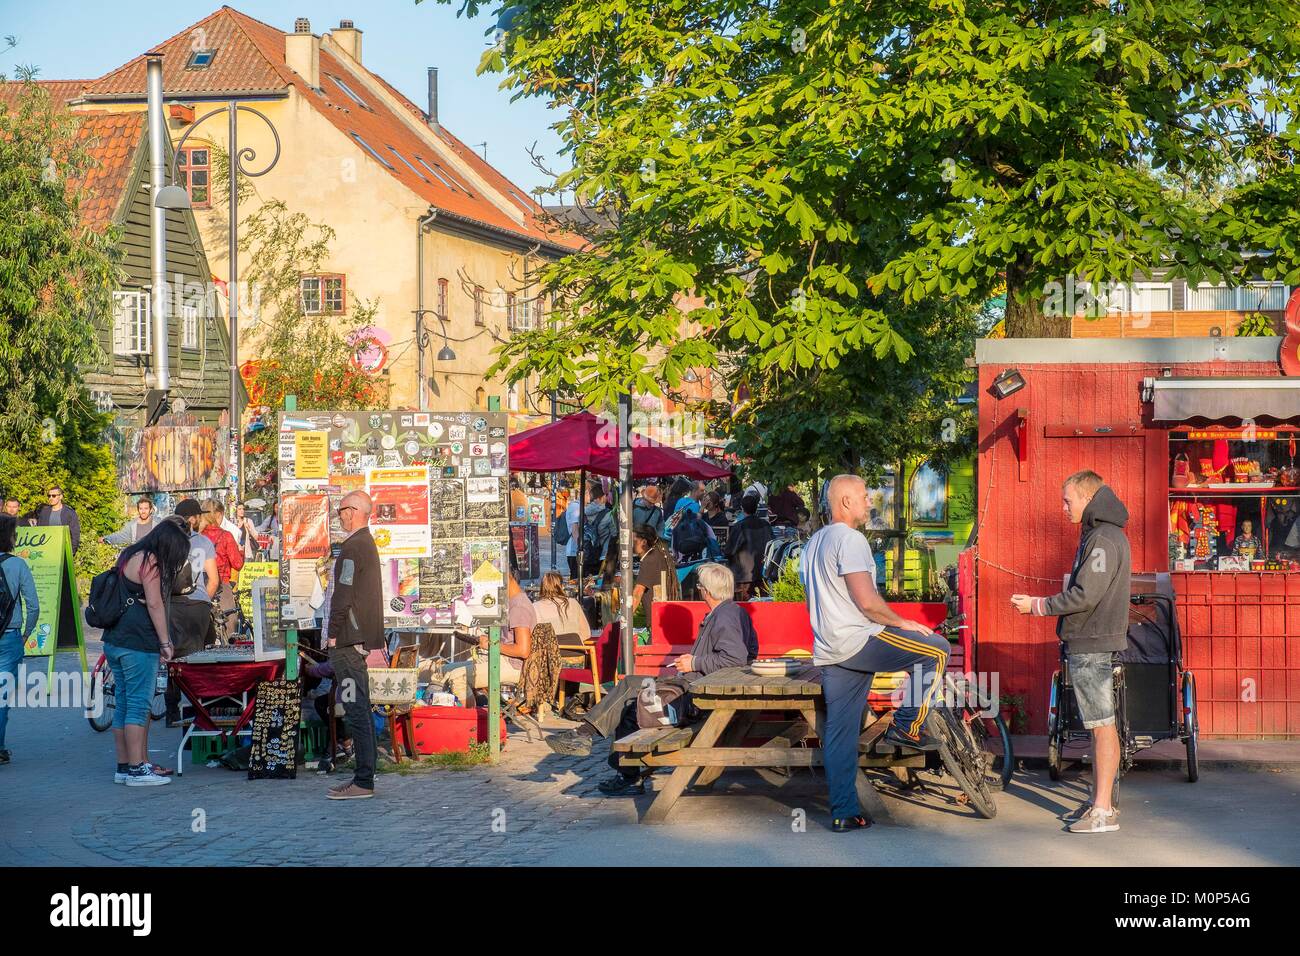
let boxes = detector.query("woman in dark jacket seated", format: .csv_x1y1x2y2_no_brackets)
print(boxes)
544,562,758,795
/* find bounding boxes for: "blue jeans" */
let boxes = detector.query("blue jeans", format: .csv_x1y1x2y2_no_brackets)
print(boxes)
104,644,159,729
0,628,24,749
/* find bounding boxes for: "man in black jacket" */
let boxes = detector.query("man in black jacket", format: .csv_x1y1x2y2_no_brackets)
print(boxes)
325,491,385,800
35,485,81,553
544,562,758,795
725,493,774,599
1012,470,1131,833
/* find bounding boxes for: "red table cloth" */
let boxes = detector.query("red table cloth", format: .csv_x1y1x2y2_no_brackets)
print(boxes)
168,659,284,735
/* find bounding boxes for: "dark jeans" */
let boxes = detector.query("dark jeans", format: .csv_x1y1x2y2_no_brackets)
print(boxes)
567,555,579,580
164,597,216,712
821,627,949,819
329,644,377,790
581,677,661,780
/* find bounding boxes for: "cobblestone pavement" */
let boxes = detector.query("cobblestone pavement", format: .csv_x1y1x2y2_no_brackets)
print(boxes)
2,644,626,867
4,645,1298,866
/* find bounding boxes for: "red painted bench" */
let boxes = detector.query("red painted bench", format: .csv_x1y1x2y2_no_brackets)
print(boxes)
640,600,954,678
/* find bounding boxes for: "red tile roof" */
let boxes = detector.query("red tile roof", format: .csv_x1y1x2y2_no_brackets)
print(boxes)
0,81,144,232
82,5,585,253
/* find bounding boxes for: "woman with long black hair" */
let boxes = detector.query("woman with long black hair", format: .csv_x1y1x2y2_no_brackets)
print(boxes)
103,520,190,786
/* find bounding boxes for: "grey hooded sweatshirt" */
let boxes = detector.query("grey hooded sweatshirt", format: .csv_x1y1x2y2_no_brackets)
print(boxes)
1031,484,1132,654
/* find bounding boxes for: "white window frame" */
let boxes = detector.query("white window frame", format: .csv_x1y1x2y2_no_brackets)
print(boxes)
181,301,200,351
112,290,151,356
1127,281,1172,314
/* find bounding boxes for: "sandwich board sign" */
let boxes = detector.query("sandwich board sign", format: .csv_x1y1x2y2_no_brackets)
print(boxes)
13,525,88,678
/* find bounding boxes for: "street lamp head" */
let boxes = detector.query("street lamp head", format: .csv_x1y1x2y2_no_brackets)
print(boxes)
154,184,192,209
437,343,457,362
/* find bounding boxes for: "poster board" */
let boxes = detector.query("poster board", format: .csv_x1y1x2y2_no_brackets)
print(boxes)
12,525,87,678
247,679,301,780
275,410,510,632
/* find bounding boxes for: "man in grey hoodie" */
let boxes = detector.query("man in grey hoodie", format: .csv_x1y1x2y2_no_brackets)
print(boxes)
1012,470,1131,834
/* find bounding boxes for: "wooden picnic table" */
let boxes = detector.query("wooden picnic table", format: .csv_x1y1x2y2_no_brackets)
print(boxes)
614,664,926,824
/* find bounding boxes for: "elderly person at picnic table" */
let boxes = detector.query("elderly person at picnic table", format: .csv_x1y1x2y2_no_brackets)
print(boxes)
545,562,758,796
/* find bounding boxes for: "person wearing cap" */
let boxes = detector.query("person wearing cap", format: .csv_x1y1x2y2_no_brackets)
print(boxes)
165,499,220,725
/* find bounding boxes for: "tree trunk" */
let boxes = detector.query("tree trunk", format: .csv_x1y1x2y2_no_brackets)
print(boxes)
1004,260,1072,338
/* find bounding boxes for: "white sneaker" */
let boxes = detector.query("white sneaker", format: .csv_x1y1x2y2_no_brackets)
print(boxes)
124,766,172,787
1067,806,1118,833
114,770,130,784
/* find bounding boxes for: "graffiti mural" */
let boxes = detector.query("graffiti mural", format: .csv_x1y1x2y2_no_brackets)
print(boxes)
115,421,231,493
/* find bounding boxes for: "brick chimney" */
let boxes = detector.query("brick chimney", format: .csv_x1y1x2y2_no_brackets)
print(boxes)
285,17,320,88
331,19,363,62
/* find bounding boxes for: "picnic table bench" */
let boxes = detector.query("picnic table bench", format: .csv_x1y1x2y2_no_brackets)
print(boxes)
613,664,928,824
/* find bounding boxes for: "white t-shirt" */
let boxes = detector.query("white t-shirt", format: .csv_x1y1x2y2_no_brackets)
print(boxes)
799,522,882,665
564,500,581,558
532,596,590,644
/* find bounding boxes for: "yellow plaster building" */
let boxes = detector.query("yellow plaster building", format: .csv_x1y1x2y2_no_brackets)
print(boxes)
63,6,584,417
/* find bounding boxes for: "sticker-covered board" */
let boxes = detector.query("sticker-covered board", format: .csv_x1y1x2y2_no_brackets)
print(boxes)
276,410,510,631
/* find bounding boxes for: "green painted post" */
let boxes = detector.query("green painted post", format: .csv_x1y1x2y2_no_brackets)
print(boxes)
284,394,298,682
487,625,501,762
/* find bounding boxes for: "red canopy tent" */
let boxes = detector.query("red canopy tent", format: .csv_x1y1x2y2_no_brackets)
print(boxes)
509,412,731,664
508,411,731,479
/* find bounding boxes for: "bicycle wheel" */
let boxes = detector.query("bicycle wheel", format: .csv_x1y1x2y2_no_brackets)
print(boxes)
925,706,998,819
1047,671,1063,781
86,658,115,733
945,676,1013,790
1183,671,1199,783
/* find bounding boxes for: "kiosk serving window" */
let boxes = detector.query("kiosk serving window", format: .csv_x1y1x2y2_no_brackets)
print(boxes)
1167,426,1300,571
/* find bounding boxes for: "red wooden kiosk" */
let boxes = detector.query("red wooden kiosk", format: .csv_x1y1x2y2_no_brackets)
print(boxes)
974,314,1300,738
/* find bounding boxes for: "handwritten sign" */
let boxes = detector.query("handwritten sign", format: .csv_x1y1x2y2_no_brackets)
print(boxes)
247,679,302,780
11,525,86,677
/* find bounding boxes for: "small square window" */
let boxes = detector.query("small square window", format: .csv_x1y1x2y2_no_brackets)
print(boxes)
300,274,345,315
186,50,217,70
300,277,321,314
181,303,200,350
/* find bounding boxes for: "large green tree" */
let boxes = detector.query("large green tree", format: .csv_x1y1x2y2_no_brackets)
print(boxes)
0,78,120,444
430,0,1300,408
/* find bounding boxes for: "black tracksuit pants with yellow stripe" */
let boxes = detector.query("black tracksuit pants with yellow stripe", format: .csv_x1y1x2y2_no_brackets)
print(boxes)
821,627,949,819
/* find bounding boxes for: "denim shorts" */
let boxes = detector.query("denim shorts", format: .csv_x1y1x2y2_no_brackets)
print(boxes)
1068,652,1116,729
104,643,159,729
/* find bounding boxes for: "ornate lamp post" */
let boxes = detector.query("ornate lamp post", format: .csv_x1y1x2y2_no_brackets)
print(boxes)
156,101,281,498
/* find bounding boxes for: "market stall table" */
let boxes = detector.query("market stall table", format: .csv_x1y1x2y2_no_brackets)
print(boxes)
613,664,925,824
168,649,284,775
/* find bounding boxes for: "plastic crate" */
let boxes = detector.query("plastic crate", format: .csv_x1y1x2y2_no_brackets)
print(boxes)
190,733,248,765
299,721,329,760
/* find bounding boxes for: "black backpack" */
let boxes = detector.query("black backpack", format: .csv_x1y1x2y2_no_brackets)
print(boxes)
0,556,19,632
84,565,138,630
582,507,615,571
672,510,709,561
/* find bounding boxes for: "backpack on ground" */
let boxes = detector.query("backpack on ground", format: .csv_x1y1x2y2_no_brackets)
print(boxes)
635,676,695,729
672,510,709,561
84,566,137,631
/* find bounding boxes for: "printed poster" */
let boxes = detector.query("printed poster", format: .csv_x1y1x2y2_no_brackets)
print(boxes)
281,493,331,561
294,431,329,479
366,465,432,559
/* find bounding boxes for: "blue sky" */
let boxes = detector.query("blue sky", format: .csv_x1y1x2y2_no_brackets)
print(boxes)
0,0,566,195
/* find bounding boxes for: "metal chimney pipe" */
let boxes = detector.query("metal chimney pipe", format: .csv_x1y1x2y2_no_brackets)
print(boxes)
427,67,439,131
146,53,170,393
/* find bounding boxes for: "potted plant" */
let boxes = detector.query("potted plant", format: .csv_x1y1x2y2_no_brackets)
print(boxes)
999,693,1028,734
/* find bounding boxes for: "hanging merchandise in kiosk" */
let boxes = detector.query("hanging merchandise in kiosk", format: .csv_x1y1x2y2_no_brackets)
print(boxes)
1167,426,1300,571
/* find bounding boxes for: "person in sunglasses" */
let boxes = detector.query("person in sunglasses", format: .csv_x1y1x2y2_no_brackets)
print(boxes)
35,485,80,553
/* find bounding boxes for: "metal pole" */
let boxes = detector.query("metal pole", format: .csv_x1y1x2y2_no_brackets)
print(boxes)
618,392,635,676
487,624,501,762
576,467,587,595
284,393,298,682
146,55,170,394
229,102,241,498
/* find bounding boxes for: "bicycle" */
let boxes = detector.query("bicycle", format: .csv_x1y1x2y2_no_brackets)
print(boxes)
86,652,166,732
